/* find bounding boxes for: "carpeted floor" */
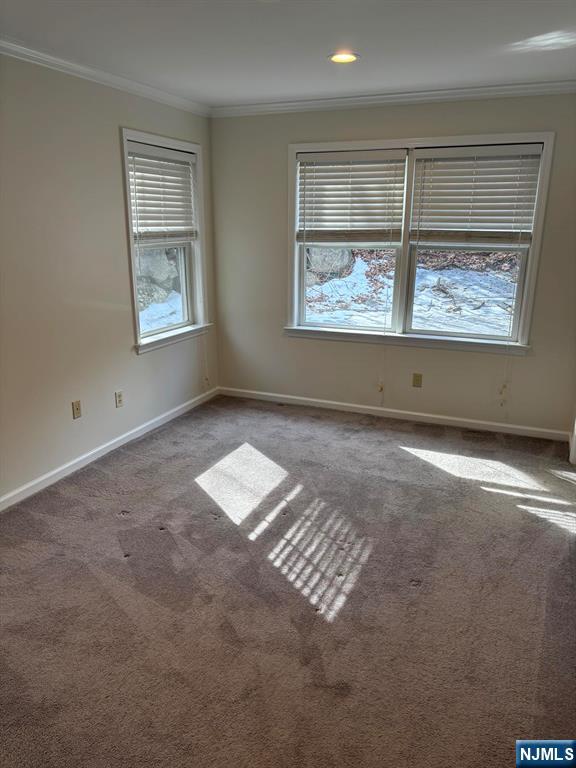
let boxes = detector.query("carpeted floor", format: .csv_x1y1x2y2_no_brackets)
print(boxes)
1,396,575,767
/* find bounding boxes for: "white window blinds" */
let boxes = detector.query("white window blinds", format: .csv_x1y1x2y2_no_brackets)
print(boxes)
127,142,197,243
297,150,407,243
410,144,543,243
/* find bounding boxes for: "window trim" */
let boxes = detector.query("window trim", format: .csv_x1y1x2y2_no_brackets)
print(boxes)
287,132,554,350
121,128,210,353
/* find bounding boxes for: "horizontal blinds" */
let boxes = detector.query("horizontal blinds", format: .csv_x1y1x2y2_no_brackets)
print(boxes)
128,145,197,243
297,150,407,243
410,144,542,243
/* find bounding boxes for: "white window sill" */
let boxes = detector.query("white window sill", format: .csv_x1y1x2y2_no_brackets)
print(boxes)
284,325,530,355
136,323,212,354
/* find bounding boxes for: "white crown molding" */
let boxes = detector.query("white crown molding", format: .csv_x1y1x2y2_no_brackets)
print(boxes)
2,38,575,119
211,80,576,117
0,38,211,117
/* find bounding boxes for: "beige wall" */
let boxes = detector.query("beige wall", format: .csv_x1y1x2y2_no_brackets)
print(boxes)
0,57,218,498
1,59,575,502
212,96,576,434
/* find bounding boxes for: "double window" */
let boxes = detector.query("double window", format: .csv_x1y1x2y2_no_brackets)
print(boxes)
290,136,551,348
122,130,208,352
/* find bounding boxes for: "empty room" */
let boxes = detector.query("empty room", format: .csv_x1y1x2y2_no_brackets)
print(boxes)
1,1,575,766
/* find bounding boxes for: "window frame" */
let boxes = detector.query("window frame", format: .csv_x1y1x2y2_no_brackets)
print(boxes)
136,241,194,339
286,133,554,353
404,242,529,342
298,241,402,331
121,128,210,353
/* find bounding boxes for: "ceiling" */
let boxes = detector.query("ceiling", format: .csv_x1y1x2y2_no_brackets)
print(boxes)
1,0,575,112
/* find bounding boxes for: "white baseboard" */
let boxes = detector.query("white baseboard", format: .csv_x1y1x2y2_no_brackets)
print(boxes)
1,384,570,512
0,387,219,512
218,386,571,443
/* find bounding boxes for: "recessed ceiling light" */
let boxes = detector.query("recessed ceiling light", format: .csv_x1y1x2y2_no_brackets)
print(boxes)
329,51,359,64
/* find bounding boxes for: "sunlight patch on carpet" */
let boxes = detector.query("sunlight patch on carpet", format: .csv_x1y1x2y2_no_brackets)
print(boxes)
517,504,576,535
402,447,545,489
550,469,576,488
195,443,287,524
268,500,372,622
248,483,303,541
480,486,573,506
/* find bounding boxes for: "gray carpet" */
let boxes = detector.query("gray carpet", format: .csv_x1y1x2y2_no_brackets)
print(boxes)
1,396,575,767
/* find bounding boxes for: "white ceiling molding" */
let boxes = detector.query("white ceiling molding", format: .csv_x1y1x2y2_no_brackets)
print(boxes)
1,37,575,119
0,38,211,116
211,80,576,117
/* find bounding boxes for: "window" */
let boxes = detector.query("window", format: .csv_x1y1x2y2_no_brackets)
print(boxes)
122,130,208,351
297,150,406,331
289,135,552,349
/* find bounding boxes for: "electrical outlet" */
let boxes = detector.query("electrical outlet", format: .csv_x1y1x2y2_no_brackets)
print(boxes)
115,390,124,408
72,400,82,419
412,373,423,388
377,381,384,393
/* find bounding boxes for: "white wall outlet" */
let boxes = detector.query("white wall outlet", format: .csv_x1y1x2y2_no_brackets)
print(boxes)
377,380,384,393
412,373,423,388
72,400,82,419
115,391,124,408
